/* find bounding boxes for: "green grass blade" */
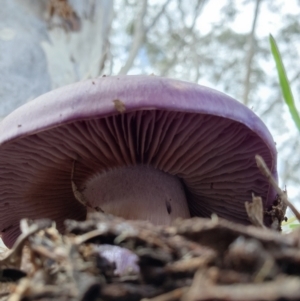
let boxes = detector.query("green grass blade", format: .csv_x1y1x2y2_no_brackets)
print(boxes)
269,34,300,132
289,223,300,229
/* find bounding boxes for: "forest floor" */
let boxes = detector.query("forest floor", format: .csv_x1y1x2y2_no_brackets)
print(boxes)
0,209,300,301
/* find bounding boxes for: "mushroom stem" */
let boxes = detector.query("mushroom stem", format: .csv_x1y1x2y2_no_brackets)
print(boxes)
82,166,191,225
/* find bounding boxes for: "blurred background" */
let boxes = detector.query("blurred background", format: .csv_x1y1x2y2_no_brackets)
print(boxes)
0,0,299,214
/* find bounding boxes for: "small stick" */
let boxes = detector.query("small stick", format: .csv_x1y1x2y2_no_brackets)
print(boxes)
0,219,52,268
74,229,106,245
255,155,300,222
141,287,189,301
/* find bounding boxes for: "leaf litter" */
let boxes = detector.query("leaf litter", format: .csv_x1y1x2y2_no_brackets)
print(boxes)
0,156,299,301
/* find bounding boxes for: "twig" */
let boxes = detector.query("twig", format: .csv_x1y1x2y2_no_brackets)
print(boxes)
145,0,172,34
165,256,214,274
254,257,275,283
74,229,106,245
30,244,66,262
141,287,189,301
255,155,300,222
0,220,52,268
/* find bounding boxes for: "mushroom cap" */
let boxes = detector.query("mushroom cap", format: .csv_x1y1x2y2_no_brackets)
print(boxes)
0,75,277,247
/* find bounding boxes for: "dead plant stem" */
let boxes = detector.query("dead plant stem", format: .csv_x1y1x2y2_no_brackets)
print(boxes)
255,155,300,222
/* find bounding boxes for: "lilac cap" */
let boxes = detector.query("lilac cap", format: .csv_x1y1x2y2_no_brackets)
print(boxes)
0,75,277,247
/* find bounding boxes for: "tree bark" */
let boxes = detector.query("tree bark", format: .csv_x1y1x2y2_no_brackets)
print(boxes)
41,0,114,87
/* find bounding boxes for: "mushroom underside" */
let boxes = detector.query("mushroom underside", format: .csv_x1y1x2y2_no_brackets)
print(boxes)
0,110,274,247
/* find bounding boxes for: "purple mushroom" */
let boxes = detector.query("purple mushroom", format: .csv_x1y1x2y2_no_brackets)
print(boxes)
0,75,277,248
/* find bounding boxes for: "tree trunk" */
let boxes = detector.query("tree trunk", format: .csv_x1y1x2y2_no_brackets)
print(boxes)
42,0,114,88
118,0,148,75
242,0,262,105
